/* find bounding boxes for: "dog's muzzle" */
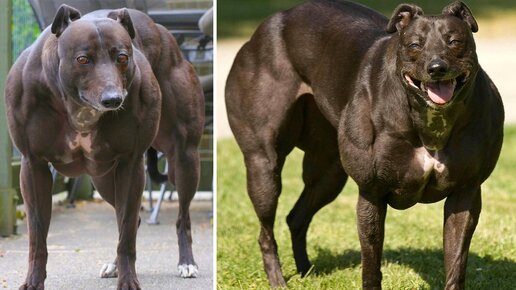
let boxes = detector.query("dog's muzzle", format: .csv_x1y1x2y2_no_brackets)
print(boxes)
404,71,470,106
100,91,124,109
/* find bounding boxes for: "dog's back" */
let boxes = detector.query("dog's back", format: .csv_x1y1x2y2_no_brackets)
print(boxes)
226,0,388,134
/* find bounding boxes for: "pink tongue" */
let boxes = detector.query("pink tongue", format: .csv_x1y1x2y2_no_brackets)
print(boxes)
426,80,455,104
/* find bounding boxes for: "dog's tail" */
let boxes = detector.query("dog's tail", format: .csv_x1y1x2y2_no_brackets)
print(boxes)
146,147,168,184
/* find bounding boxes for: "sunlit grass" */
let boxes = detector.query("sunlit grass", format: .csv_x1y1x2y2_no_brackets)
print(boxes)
217,126,516,289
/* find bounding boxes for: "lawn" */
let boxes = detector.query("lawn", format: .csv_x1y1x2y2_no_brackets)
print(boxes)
217,126,516,289
218,0,516,38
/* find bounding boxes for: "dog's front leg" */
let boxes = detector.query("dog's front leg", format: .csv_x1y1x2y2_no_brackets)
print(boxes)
113,157,145,290
357,192,387,290
19,157,53,290
443,187,481,290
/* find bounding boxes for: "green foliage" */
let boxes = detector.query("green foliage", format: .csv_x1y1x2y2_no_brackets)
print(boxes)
217,126,516,289
12,0,40,61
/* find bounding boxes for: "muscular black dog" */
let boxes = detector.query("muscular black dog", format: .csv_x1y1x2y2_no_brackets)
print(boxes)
226,1,503,289
5,5,204,290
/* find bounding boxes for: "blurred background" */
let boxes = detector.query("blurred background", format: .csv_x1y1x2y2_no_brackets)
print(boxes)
218,0,516,38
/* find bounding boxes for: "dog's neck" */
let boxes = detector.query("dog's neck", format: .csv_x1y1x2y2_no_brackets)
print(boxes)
413,106,457,150
66,101,103,133
407,89,470,151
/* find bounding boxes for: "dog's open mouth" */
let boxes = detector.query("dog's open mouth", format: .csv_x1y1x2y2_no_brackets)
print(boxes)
404,72,469,105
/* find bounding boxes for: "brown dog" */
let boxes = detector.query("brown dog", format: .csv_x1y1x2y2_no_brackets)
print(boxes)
5,4,204,290
226,0,503,289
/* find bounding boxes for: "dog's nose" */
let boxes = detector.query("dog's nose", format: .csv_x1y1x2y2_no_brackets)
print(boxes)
100,92,123,109
427,59,449,77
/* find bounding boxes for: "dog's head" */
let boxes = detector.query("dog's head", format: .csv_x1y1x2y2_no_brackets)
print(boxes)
51,5,136,112
386,1,478,108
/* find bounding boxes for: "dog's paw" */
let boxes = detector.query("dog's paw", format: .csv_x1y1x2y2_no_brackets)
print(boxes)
177,264,198,278
99,262,118,278
117,279,141,290
19,282,44,290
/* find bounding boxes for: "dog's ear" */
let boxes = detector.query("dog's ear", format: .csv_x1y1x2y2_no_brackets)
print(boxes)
442,1,478,32
386,4,424,33
51,4,81,37
107,9,136,39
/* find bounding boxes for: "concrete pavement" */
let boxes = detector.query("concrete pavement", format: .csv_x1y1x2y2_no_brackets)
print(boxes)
0,199,213,290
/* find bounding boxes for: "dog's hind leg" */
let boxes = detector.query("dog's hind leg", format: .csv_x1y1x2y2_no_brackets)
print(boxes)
169,68,204,278
226,90,298,287
286,97,347,275
225,13,308,286
287,149,347,275
244,146,289,287
170,140,202,278
226,64,301,289
150,138,202,279
152,43,205,277
153,133,203,279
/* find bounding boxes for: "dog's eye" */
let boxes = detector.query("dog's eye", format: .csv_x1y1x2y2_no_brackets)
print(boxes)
117,54,129,64
76,56,90,65
408,43,421,49
449,39,462,46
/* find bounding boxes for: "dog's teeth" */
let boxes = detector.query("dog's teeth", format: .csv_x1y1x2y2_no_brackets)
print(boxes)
462,71,470,83
421,82,426,92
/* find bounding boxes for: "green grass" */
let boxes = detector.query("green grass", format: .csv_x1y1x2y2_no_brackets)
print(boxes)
218,0,516,38
217,126,516,289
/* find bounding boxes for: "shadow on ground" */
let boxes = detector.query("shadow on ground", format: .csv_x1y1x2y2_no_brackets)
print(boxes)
309,246,516,289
